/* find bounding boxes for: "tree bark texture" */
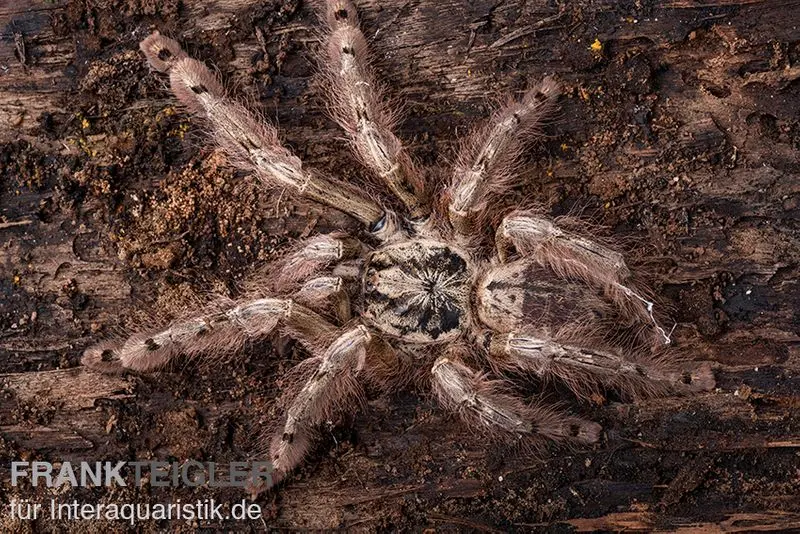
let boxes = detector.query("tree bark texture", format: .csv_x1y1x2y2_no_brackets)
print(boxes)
1,0,799,531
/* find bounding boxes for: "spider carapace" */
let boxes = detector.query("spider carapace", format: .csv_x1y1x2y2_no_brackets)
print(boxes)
82,0,714,494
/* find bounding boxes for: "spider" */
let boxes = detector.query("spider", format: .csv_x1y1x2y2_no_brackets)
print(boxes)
82,0,714,494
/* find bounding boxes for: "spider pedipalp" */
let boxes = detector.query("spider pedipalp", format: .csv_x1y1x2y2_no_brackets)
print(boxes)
82,0,715,494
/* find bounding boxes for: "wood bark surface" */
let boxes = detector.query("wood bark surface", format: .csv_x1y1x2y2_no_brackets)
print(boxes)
1,0,799,531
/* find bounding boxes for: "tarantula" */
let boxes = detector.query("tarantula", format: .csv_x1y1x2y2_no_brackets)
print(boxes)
82,0,714,493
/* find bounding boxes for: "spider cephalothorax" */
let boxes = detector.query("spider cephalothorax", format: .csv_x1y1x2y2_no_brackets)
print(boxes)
82,0,714,494
363,239,473,343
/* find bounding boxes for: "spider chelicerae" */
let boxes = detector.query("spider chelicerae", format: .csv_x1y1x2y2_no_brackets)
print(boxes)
82,0,714,494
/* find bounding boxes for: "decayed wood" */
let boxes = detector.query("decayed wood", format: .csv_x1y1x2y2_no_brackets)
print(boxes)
0,2,71,142
562,510,800,533
0,368,132,451
1,0,799,530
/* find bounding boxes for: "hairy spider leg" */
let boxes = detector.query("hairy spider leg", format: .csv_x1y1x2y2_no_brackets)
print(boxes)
430,353,601,443
139,32,392,233
497,211,674,345
448,78,560,234
317,0,428,219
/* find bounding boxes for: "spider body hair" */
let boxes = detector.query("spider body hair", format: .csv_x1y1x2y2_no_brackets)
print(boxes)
116,297,291,372
139,32,186,73
431,353,601,444
268,326,370,480
81,1,717,495
264,233,362,292
497,211,673,345
141,35,387,229
448,78,561,235
316,0,428,219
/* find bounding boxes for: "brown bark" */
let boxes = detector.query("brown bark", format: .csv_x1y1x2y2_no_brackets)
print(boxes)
1,0,799,531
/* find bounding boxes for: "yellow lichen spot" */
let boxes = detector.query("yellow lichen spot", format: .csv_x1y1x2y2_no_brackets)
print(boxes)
589,38,603,55
169,122,190,139
156,106,177,123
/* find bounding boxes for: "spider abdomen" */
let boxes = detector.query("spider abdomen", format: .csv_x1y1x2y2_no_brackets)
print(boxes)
362,240,473,343
476,260,611,335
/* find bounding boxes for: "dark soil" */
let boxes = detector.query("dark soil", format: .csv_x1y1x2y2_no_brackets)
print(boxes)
1,0,799,531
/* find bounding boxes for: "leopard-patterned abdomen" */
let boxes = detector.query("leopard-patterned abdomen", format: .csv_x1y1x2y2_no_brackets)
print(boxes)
362,240,473,343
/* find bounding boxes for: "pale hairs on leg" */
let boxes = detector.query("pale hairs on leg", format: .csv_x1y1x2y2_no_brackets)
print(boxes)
497,212,674,345
430,350,601,444
487,331,714,402
82,297,292,373
315,0,428,219
295,276,352,323
82,341,130,375
139,32,186,73
449,78,560,234
139,31,386,227
267,233,362,292
269,326,371,481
